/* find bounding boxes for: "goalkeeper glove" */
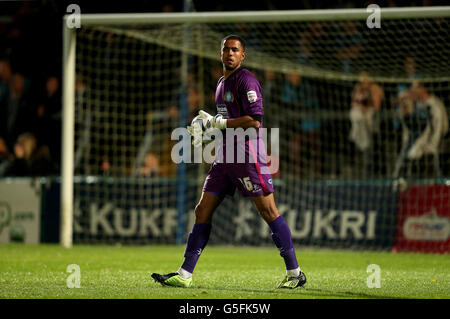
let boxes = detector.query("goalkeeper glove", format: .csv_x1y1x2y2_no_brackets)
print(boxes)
187,120,203,148
199,110,227,130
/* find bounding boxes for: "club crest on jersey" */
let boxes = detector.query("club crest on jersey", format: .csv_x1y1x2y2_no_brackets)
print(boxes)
247,90,258,103
224,91,234,102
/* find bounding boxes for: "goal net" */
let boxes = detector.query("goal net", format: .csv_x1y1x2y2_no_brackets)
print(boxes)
64,8,450,252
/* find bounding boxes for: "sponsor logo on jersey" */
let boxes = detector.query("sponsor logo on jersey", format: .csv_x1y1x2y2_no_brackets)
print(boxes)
247,90,258,103
216,104,229,118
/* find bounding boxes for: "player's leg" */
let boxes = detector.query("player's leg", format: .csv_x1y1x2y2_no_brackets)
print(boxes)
228,146,306,289
179,191,223,275
251,193,306,289
152,192,223,287
152,162,234,287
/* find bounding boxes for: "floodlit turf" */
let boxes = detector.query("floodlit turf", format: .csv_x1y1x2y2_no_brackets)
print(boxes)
0,244,448,299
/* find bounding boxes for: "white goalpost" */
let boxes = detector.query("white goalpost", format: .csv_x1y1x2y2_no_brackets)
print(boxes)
61,7,450,248
61,20,76,248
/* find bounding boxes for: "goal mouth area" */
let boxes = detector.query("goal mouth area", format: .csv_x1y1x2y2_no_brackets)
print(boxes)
69,7,450,82
60,7,450,249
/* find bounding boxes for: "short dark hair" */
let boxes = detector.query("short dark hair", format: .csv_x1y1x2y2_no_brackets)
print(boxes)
222,34,246,51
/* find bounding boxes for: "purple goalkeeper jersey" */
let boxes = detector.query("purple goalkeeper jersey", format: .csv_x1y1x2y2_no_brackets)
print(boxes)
215,67,264,121
203,67,274,197
214,67,267,166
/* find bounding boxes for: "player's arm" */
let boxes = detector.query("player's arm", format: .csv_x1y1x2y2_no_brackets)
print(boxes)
226,115,260,129
198,111,261,130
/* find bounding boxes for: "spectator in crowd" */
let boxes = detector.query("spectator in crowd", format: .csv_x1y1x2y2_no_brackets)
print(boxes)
187,85,201,122
159,87,202,178
0,137,13,176
391,56,423,169
235,22,263,52
261,69,282,131
261,70,282,178
71,75,92,175
0,60,13,146
397,56,420,94
393,57,421,124
2,135,30,177
206,65,223,106
2,132,56,177
298,21,325,66
146,77,201,126
100,155,112,176
393,57,421,117
281,72,322,177
137,151,160,178
262,70,282,108
334,20,363,74
349,71,384,177
33,75,62,163
393,82,448,179
0,59,13,104
2,73,32,149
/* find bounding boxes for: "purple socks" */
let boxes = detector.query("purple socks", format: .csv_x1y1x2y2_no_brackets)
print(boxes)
181,217,298,274
181,223,212,273
269,215,299,271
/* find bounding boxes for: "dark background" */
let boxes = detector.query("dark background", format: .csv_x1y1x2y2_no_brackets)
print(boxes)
0,0,447,177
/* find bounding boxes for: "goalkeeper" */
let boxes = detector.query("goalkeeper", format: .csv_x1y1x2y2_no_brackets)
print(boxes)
152,35,306,289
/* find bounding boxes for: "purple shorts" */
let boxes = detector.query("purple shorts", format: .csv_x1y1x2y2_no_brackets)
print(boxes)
202,161,274,198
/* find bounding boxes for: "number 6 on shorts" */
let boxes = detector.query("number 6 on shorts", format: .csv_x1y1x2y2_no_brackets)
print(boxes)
238,177,253,191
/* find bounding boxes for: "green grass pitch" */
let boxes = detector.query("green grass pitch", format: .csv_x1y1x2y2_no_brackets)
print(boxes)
0,244,448,299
